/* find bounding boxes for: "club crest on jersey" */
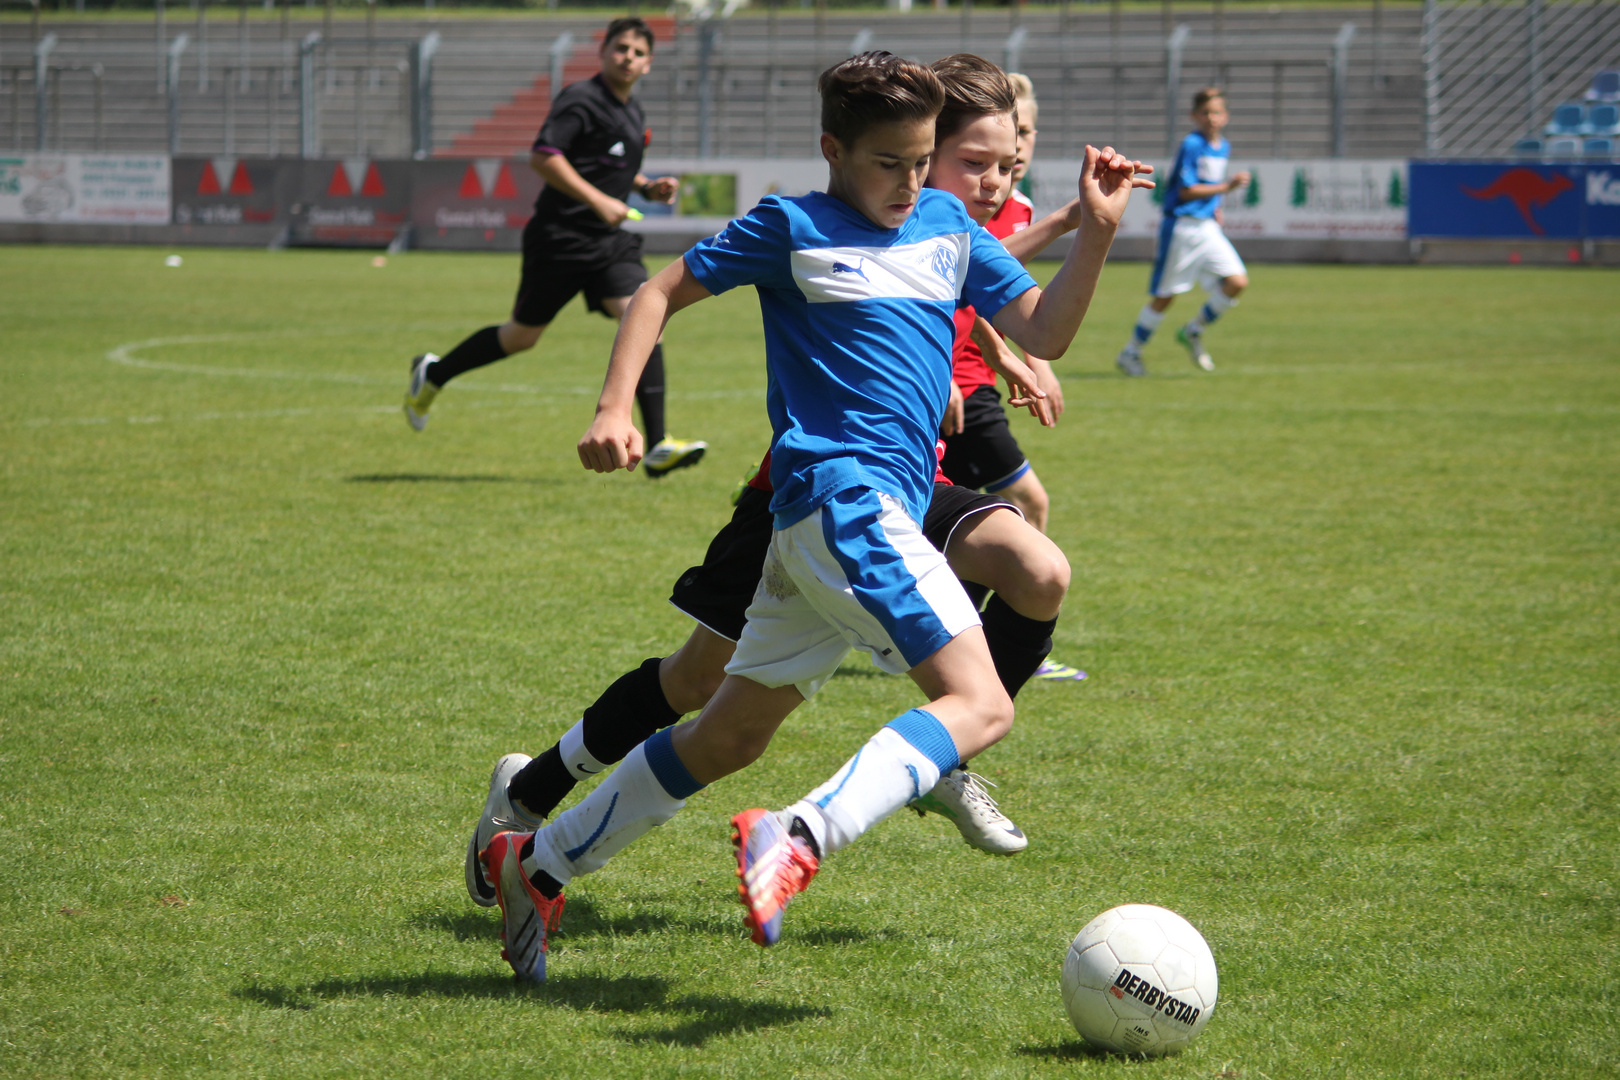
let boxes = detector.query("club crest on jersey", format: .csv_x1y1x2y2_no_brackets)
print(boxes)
929,243,959,283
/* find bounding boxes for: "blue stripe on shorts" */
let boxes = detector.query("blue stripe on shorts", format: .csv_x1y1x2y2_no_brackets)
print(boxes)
817,487,957,669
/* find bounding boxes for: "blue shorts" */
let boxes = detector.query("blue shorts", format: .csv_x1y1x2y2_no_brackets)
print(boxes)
725,487,982,699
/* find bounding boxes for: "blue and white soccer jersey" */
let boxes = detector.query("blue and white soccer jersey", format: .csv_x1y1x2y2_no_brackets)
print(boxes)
684,189,1035,694
1151,131,1247,298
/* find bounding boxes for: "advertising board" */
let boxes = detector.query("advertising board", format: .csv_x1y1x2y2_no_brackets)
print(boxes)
0,154,169,224
1408,161,1620,240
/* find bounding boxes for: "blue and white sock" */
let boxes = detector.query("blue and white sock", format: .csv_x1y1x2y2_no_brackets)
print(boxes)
1125,303,1166,356
785,708,961,857
1188,290,1238,335
523,728,703,888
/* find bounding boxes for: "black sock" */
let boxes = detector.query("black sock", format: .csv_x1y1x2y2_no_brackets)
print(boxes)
982,594,1058,699
637,344,667,446
518,834,565,899
788,815,822,862
507,748,574,821
429,325,507,386
505,657,680,820
961,580,991,611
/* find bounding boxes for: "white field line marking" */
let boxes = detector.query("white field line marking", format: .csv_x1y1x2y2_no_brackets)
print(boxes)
103,333,763,400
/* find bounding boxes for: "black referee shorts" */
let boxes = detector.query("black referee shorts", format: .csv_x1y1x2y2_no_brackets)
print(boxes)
511,224,647,327
940,385,1031,493
668,482,1019,643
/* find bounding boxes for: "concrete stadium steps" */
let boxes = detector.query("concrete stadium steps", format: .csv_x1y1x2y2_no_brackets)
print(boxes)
438,16,678,159
4,5,1579,161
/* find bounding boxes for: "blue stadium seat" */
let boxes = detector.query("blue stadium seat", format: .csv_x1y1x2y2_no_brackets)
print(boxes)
1512,136,1543,156
1546,135,1582,159
1544,102,1586,135
1587,103,1620,135
1587,69,1620,103
1586,137,1615,159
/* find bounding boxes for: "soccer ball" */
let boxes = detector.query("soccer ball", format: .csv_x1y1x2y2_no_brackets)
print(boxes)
1060,904,1218,1056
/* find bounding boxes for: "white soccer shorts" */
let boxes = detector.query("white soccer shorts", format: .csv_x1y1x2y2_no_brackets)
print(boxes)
726,487,982,700
1151,216,1247,298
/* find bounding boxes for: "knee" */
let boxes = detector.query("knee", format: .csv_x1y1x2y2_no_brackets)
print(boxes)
501,322,543,354
978,687,1016,746
659,654,726,716
1031,546,1071,610
1223,275,1248,296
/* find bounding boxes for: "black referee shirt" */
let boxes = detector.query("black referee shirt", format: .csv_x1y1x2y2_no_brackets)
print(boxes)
530,73,648,251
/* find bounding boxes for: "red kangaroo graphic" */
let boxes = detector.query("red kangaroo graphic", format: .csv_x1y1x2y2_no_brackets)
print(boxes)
1460,169,1575,235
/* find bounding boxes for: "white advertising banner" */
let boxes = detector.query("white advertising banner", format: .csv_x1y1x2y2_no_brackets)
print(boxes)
0,154,171,224
1028,158,1409,240
636,157,1408,242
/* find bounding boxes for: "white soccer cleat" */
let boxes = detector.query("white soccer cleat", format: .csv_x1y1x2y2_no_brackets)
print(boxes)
404,352,440,431
465,753,540,907
910,767,1028,854
1177,325,1215,372
642,436,708,478
1115,348,1147,378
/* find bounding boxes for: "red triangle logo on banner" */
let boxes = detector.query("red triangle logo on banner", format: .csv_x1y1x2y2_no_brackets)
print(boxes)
197,160,222,195
491,163,519,199
327,164,353,197
360,163,386,197
458,163,483,199
227,162,254,196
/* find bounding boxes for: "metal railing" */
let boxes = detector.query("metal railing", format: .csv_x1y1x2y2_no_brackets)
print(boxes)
1423,0,1620,157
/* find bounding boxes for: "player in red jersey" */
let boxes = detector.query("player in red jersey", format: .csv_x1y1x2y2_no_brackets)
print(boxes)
926,57,1087,683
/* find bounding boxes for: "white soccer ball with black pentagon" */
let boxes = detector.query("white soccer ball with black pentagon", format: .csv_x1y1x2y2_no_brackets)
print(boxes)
1061,903,1218,1056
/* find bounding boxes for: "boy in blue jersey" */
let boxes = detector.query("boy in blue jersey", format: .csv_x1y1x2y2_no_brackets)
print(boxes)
1117,87,1252,376
476,52,1150,981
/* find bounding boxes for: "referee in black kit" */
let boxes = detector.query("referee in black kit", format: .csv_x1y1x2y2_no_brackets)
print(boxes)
405,16,707,478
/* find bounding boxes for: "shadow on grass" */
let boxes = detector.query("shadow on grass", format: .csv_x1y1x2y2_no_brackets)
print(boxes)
829,665,889,680
794,924,906,946
345,473,556,485
617,994,831,1047
236,975,828,1045
1014,1040,1117,1062
408,894,724,945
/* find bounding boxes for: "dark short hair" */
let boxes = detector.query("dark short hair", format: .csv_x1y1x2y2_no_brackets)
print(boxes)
603,16,655,52
1192,86,1225,110
819,51,944,147
930,53,1018,145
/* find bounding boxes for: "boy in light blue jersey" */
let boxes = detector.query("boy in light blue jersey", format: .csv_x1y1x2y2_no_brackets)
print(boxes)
477,52,1150,981
1118,87,1252,376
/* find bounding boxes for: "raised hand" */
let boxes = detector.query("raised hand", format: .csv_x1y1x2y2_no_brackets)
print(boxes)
1078,144,1155,232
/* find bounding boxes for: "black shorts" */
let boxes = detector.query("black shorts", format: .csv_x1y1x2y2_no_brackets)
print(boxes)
668,482,1017,642
940,385,1031,493
512,223,647,327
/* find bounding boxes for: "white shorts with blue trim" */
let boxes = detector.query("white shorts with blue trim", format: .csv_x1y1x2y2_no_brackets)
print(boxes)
1152,216,1246,298
725,487,982,699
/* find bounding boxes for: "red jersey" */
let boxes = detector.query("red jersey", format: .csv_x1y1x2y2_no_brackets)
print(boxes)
951,189,1035,397
748,443,950,493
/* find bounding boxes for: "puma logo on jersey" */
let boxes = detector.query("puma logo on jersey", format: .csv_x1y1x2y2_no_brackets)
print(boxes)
608,141,626,157
831,259,870,282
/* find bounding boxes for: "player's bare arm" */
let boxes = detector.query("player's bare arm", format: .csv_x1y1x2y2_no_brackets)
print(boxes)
993,145,1150,358
635,174,680,204
532,151,634,226
969,315,1054,427
579,258,712,472
1179,172,1250,202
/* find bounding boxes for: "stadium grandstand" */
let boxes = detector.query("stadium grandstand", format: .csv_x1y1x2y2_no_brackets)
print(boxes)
2,0,1616,162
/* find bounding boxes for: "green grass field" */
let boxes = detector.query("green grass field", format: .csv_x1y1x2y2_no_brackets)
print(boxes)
2,246,1616,1079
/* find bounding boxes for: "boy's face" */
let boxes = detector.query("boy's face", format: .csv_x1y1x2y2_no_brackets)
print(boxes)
1012,99,1038,183
821,118,938,230
600,31,653,91
1192,97,1229,138
926,111,1017,226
